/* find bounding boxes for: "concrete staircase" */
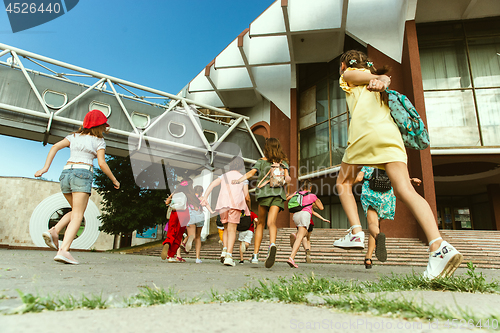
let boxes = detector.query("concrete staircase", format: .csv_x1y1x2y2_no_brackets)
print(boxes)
131,228,500,269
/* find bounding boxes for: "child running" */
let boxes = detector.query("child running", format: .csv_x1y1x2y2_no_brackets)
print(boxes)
286,180,325,268
334,50,463,279
289,210,330,263
357,167,422,268
232,137,291,268
181,185,205,264
161,179,199,262
237,210,258,264
35,109,120,264
201,156,250,267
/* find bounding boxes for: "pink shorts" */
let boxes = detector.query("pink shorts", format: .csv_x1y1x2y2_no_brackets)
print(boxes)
219,209,241,224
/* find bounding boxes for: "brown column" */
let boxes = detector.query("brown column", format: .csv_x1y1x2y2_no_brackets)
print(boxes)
487,184,500,231
366,20,437,241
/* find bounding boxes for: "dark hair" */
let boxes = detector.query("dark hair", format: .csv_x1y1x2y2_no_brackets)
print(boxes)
299,180,312,192
229,156,245,172
340,50,390,106
194,185,204,197
263,137,288,164
175,179,200,209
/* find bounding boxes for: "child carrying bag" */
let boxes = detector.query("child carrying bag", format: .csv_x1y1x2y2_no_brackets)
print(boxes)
386,89,430,150
237,213,253,231
258,162,288,188
288,192,313,213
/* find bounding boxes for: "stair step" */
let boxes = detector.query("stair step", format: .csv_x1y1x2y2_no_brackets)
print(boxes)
130,229,500,269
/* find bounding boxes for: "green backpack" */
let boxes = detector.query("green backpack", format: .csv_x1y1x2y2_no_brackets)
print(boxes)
288,192,313,213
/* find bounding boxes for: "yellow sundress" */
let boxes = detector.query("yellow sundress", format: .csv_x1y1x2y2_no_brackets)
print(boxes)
339,68,407,167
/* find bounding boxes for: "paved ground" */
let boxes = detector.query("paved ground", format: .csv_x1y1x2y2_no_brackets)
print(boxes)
1,249,499,332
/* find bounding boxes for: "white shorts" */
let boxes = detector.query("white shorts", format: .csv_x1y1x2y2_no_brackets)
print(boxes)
238,230,254,244
293,211,311,228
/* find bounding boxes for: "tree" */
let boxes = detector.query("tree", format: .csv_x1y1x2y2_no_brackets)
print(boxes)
94,155,169,235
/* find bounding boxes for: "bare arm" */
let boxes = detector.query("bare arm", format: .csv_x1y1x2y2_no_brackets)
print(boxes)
232,168,257,184
35,138,70,177
243,184,250,209
97,149,120,189
312,210,330,223
200,177,221,206
343,70,391,91
411,178,422,186
314,198,324,210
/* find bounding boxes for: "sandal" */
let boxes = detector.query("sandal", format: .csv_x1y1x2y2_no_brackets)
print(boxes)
375,232,387,262
287,257,298,268
364,258,372,269
176,257,186,262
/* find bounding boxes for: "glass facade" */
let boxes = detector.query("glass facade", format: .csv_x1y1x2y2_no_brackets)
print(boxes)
298,58,348,176
417,18,500,147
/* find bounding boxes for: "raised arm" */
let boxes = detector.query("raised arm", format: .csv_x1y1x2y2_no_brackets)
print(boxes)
34,138,70,177
342,69,391,91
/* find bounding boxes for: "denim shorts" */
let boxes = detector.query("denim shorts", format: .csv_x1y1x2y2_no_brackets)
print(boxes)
59,169,93,194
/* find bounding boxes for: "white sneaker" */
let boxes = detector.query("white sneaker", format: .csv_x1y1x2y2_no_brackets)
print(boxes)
251,254,259,264
423,241,463,280
195,258,202,264
167,257,177,263
223,255,235,267
333,226,365,249
220,248,227,263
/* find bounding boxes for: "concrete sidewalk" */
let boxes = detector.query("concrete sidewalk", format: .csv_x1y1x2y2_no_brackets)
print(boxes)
1,249,499,332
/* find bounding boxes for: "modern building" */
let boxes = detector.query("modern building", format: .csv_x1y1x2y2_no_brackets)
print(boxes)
178,0,500,239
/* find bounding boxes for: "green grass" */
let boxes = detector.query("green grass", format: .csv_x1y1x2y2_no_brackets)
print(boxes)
3,262,499,324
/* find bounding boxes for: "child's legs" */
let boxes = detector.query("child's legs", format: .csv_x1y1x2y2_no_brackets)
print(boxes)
226,223,238,254
366,208,380,239
60,192,89,252
291,227,308,259
267,205,280,244
366,235,376,259
302,232,311,251
195,227,202,258
385,162,441,251
169,226,186,257
336,162,363,234
53,211,72,234
186,224,196,239
254,205,269,255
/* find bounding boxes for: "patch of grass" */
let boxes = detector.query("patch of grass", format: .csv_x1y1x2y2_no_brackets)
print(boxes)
11,290,108,314
123,285,196,307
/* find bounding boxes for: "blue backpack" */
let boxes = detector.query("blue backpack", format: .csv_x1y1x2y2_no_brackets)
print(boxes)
386,89,430,150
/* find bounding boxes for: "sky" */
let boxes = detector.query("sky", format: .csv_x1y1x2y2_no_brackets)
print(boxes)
0,0,275,181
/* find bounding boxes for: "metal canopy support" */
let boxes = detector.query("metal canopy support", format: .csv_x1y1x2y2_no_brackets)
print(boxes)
107,79,140,136
54,77,106,116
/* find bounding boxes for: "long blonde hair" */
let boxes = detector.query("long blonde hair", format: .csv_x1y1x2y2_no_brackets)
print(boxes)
263,137,288,164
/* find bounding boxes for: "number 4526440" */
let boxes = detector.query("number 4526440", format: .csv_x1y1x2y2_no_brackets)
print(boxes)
5,2,61,14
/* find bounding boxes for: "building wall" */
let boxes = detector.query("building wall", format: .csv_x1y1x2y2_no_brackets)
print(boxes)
0,177,114,250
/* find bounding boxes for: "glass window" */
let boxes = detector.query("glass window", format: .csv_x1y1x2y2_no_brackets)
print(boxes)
299,122,329,174
131,112,150,129
329,77,346,118
476,88,500,146
168,121,186,138
420,41,471,90
316,79,329,122
299,86,316,130
468,37,500,88
330,114,348,165
89,101,111,117
43,90,67,109
424,90,480,146
203,130,218,144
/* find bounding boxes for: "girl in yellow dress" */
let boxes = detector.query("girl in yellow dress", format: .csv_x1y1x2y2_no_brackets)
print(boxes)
334,50,462,280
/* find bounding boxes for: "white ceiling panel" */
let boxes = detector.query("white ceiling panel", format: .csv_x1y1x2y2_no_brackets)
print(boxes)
346,0,407,62
214,38,245,69
289,0,343,32
184,91,223,108
252,64,291,117
209,67,253,90
249,1,286,36
243,34,290,65
188,69,213,92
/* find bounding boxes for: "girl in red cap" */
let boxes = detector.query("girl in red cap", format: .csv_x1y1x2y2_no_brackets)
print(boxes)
35,109,120,264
